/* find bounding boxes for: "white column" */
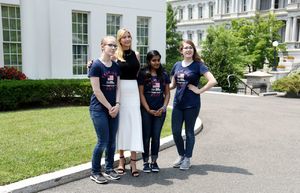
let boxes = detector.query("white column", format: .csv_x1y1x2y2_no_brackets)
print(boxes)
231,0,235,13
235,0,239,13
253,0,257,11
271,0,275,9
220,0,223,14
215,0,219,14
285,17,291,42
292,17,298,41
288,0,291,4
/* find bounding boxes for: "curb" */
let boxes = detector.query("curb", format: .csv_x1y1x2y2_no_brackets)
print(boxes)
1,114,203,193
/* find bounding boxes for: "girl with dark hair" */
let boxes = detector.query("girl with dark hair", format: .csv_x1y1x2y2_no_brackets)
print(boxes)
170,40,217,170
137,50,170,173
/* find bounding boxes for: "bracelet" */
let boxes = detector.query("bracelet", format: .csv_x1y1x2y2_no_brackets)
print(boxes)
162,105,167,112
116,102,120,105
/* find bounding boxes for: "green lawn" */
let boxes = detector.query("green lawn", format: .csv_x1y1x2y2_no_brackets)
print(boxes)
0,106,172,185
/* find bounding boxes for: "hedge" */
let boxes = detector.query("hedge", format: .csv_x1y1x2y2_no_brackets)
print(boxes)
0,79,92,111
272,72,300,97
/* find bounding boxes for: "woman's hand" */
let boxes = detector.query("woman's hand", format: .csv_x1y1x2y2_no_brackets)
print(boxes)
188,84,200,94
87,60,93,69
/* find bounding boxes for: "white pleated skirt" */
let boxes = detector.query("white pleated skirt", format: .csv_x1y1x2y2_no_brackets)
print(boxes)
116,80,144,152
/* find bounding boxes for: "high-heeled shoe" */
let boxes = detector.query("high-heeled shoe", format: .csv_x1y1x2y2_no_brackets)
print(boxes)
116,156,126,175
130,158,139,177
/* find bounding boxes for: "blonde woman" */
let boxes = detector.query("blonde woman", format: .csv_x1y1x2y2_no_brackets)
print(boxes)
115,28,143,177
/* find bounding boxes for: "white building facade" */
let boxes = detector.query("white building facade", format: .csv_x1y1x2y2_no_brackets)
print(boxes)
168,0,300,62
0,0,166,79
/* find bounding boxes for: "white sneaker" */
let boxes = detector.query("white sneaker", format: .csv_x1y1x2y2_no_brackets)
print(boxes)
173,156,184,168
180,157,191,170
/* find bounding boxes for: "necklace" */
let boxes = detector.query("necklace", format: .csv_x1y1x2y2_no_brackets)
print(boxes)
124,50,132,57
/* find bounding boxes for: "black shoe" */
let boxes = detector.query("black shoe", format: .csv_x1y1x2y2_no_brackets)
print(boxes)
103,170,120,180
90,174,108,184
151,162,160,172
143,162,151,173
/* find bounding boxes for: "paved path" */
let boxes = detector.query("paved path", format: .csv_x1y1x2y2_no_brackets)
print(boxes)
41,93,300,193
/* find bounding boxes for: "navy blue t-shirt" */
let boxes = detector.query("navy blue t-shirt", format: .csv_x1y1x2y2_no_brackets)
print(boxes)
88,59,120,111
170,61,209,109
137,70,171,110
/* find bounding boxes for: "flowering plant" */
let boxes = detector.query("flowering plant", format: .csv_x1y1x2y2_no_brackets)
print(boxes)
0,66,27,80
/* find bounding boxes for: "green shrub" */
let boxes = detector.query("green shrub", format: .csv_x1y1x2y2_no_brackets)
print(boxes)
272,72,300,97
0,79,92,111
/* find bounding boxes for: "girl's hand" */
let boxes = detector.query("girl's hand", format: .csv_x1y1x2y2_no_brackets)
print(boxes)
154,109,163,117
148,109,156,116
188,84,200,94
109,105,119,118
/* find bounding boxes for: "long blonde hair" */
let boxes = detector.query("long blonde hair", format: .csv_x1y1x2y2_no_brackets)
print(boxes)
116,28,132,62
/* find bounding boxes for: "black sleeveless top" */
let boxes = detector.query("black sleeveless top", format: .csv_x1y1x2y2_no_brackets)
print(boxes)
118,49,140,80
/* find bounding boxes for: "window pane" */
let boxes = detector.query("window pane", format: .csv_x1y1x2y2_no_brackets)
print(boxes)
10,19,16,29
9,7,16,18
2,6,9,17
2,18,9,29
17,31,21,41
3,30,10,41
3,43,10,53
18,55,22,65
11,44,17,53
4,54,10,64
10,31,17,41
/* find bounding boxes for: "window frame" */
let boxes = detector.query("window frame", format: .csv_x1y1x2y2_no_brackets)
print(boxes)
72,11,89,76
1,5,22,71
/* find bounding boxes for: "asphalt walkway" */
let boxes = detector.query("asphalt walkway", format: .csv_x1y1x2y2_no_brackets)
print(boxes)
40,93,300,193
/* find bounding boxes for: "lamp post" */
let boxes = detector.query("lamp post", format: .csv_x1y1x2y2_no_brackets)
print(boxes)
272,41,279,71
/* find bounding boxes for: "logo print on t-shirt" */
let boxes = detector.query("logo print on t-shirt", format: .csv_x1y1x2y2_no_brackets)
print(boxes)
176,72,187,87
151,81,161,97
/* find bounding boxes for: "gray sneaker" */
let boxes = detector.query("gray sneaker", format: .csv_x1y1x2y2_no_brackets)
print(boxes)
179,157,191,170
173,156,184,168
90,174,108,184
103,170,120,180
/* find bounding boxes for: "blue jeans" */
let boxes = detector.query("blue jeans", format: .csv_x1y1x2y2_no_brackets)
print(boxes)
171,106,200,158
90,110,119,175
141,108,166,163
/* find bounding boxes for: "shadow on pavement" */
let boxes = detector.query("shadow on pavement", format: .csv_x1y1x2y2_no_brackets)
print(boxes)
106,164,253,187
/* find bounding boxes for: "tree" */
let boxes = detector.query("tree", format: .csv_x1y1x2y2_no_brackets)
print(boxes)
201,25,247,92
165,3,182,73
231,14,285,71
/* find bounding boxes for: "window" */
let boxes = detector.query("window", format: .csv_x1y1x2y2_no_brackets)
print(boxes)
72,12,88,75
188,6,193,20
209,4,214,18
106,14,121,36
198,6,203,19
225,0,230,13
198,32,203,46
260,0,271,10
242,0,247,12
178,8,183,20
137,17,149,66
188,32,192,41
1,5,22,71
